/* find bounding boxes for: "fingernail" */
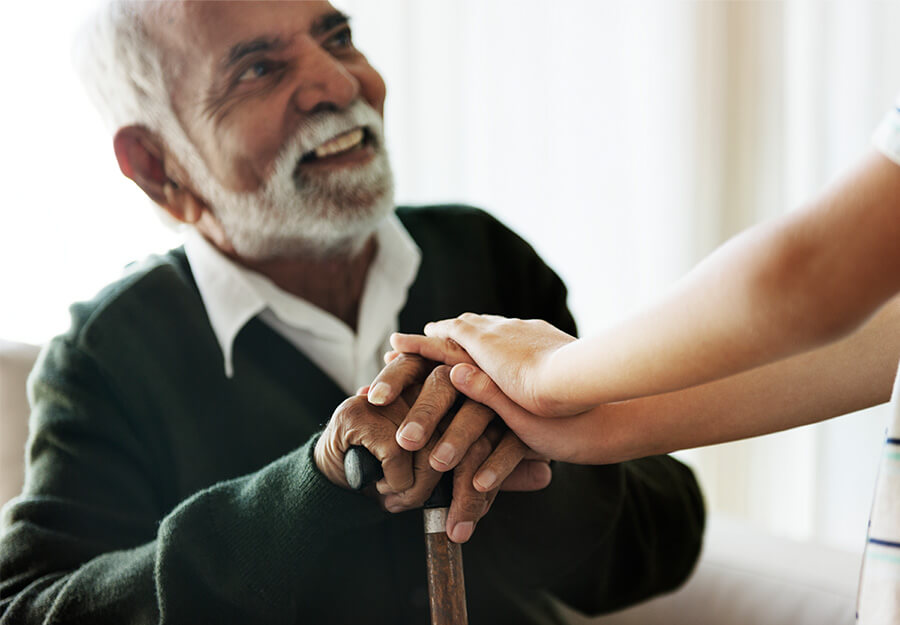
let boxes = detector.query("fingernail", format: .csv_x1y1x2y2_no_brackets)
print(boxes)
450,364,474,386
384,496,403,513
450,521,474,543
368,382,391,405
431,442,456,468
397,422,425,445
424,323,435,335
474,469,497,491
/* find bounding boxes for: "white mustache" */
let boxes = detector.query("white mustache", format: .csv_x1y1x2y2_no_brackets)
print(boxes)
283,99,385,163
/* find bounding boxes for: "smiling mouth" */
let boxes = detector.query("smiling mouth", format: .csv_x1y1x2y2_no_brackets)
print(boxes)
300,127,371,164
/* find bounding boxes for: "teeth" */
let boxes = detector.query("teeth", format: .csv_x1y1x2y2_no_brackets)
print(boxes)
314,128,365,158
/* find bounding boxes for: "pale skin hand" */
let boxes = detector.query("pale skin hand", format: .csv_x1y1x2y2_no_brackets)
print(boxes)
395,150,900,417
315,354,551,543
417,294,900,465
389,318,580,417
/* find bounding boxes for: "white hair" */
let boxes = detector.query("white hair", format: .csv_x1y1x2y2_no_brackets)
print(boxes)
73,1,211,179
73,1,396,259
73,2,169,135
72,1,226,229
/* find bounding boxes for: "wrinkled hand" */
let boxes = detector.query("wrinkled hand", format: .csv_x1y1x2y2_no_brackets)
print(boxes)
315,353,552,543
315,392,416,492
389,313,579,417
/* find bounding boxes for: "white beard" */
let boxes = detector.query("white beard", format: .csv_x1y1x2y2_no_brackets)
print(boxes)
186,99,395,260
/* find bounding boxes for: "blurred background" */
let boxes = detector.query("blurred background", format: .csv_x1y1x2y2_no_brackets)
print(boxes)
2,0,900,555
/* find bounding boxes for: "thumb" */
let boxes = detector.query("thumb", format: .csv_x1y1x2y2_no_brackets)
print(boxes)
449,364,531,427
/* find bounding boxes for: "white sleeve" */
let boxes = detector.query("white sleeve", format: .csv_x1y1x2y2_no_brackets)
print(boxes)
873,95,900,166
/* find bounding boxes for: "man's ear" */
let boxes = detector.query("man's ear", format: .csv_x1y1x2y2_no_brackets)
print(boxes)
112,125,206,224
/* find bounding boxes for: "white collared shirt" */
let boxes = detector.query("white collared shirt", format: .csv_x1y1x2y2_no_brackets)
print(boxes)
183,214,421,395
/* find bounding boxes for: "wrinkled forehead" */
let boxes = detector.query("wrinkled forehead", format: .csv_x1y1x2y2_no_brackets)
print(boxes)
145,0,340,91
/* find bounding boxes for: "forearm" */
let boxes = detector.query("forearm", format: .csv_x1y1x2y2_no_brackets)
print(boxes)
155,435,387,620
1,337,389,623
549,150,900,409
550,223,800,406
582,292,900,464
0,434,387,624
1,543,160,625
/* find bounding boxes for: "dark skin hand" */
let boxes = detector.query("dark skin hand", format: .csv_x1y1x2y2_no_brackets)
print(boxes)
315,354,552,543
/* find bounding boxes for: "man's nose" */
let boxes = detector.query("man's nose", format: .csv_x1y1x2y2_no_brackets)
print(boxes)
291,37,360,113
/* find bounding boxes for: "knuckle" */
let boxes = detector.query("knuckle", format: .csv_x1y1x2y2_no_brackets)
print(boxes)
395,487,425,507
393,352,424,373
456,494,489,518
424,367,457,401
411,400,441,421
340,395,370,422
444,409,486,441
380,437,403,459
469,437,493,460
507,437,528,457
431,364,452,383
445,337,464,352
396,352,420,366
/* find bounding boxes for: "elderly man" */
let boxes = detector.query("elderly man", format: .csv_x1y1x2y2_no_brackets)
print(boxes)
0,2,703,624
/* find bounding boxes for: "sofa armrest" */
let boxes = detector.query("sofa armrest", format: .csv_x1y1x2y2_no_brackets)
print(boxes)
556,516,861,625
0,340,40,509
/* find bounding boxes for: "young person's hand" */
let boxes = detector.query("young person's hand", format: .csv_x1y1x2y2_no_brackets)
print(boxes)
442,362,617,464
389,314,588,417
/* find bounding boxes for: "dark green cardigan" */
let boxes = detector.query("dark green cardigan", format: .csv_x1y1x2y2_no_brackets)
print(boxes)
0,206,704,624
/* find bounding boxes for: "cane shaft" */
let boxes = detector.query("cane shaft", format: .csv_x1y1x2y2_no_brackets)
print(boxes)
424,508,468,625
345,448,468,624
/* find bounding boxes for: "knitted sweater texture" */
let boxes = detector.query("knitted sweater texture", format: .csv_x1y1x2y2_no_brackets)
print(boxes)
0,206,704,624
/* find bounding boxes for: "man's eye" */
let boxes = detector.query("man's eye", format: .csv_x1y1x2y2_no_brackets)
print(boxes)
327,28,353,50
237,61,274,82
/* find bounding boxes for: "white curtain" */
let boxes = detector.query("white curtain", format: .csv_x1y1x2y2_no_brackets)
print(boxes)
2,0,899,552
336,0,900,552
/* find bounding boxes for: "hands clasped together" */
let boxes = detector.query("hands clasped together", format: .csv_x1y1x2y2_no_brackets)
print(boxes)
314,349,553,544
386,314,607,465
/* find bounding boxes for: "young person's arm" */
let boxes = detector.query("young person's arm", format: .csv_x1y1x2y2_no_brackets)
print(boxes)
394,150,900,417
442,293,900,466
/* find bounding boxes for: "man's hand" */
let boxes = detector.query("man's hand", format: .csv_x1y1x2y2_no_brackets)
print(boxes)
315,393,416,492
373,341,617,465
315,354,551,543
370,355,548,490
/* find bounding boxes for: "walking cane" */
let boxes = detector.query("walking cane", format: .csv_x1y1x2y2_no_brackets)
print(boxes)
345,446,469,625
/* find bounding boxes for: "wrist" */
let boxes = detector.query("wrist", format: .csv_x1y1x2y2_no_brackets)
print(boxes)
314,431,350,489
539,342,597,417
